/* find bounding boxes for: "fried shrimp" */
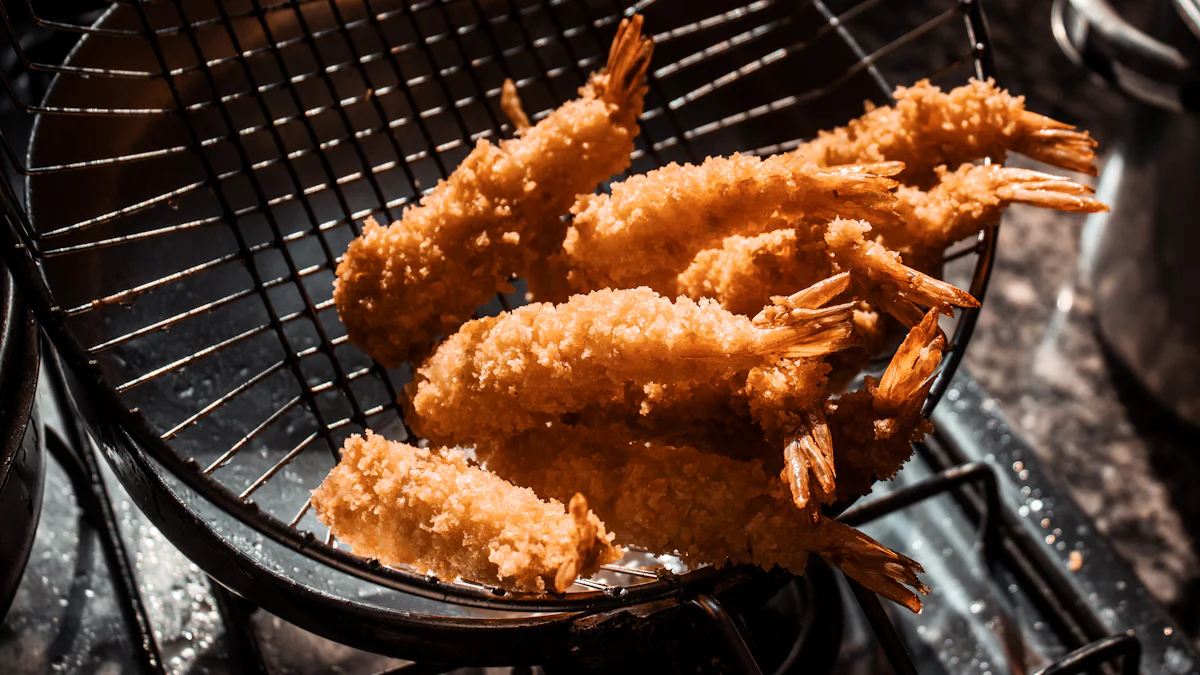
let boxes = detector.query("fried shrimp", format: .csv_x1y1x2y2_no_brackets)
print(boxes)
886,163,1108,254
829,310,943,498
481,424,928,612
310,431,619,593
406,285,855,447
562,156,903,294
791,78,1099,184
333,16,653,366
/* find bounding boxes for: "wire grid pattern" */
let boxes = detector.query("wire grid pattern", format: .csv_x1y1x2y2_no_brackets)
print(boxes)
1,0,996,610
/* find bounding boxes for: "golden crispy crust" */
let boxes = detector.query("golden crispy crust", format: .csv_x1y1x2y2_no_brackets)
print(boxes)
406,287,848,446
480,423,926,611
333,19,651,367
311,431,619,593
563,156,901,293
792,78,1098,185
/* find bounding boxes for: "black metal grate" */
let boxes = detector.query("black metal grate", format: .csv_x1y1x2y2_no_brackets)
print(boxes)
0,0,1144,672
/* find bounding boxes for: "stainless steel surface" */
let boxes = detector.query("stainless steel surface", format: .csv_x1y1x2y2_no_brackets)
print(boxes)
1054,0,1200,426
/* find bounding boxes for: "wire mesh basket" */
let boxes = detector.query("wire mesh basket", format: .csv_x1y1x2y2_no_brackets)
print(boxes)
0,0,1000,666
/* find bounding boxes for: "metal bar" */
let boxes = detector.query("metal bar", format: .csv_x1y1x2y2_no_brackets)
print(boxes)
239,431,321,499
650,0,776,45
918,433,1106,653
209,582,270,675
42,360,166,675
838,460,1003,558
1033,634,1141,675
212,0,379,441
600,564,659,579
204,395,303,474
654,2,966,148
688,594,764,675
370,662,456,675
847,580,919,675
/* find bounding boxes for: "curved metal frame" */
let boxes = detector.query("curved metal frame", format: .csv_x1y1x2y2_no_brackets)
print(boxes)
0,0,999,652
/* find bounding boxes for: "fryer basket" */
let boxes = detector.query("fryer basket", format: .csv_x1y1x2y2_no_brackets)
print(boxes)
0,0,999,666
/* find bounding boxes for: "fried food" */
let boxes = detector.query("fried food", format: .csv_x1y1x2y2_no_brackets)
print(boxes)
678,161,1099,316
406,285,855,447
407,277,860,515
333,16,652,367
791,78,1098,184
310,431,619,593
480,423,928,612
561,155,903,294
829,309,943,497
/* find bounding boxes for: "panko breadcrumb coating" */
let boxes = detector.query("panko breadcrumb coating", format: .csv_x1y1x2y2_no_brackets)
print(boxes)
310,431,619,593
481,423,928,612
406,286,854,447
677,163,1096,319
562,156,903,294
791,78,1098,184
333,17,652,367
677,225,832,317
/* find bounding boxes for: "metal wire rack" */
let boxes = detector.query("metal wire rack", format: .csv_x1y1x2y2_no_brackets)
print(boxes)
0,0,1102,669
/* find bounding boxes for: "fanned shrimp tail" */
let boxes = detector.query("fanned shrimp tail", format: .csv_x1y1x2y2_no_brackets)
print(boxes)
1014,110,1100,176
754,271,853,326
754,313,857,358
993,167,1108,213
873,308,945,417
595,15,655,108
752,274,861,358
782,409,837,516
814,517,929,613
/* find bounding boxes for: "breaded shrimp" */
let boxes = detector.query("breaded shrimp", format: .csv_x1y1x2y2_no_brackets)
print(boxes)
406,285,855,447
791,78,1098,184
885,163,1108,254
481,424,928,612
562,156,903,294
678,162,1098,317
310,431,619,593
829,309,943,498
333,17,653,367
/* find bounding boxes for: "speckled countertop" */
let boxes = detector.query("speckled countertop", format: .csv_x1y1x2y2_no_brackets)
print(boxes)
913,0,1200,648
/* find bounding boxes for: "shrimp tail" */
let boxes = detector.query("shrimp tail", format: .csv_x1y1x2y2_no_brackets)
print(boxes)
756,313,858,358
782,409,837,517
815,517,929,613
501,79,532,134
993,167,1108,213
873,308,945,415
555,493,620,592
753,274,859,358
1013,110,1099,176
754,271,854,326
596,15,655,108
